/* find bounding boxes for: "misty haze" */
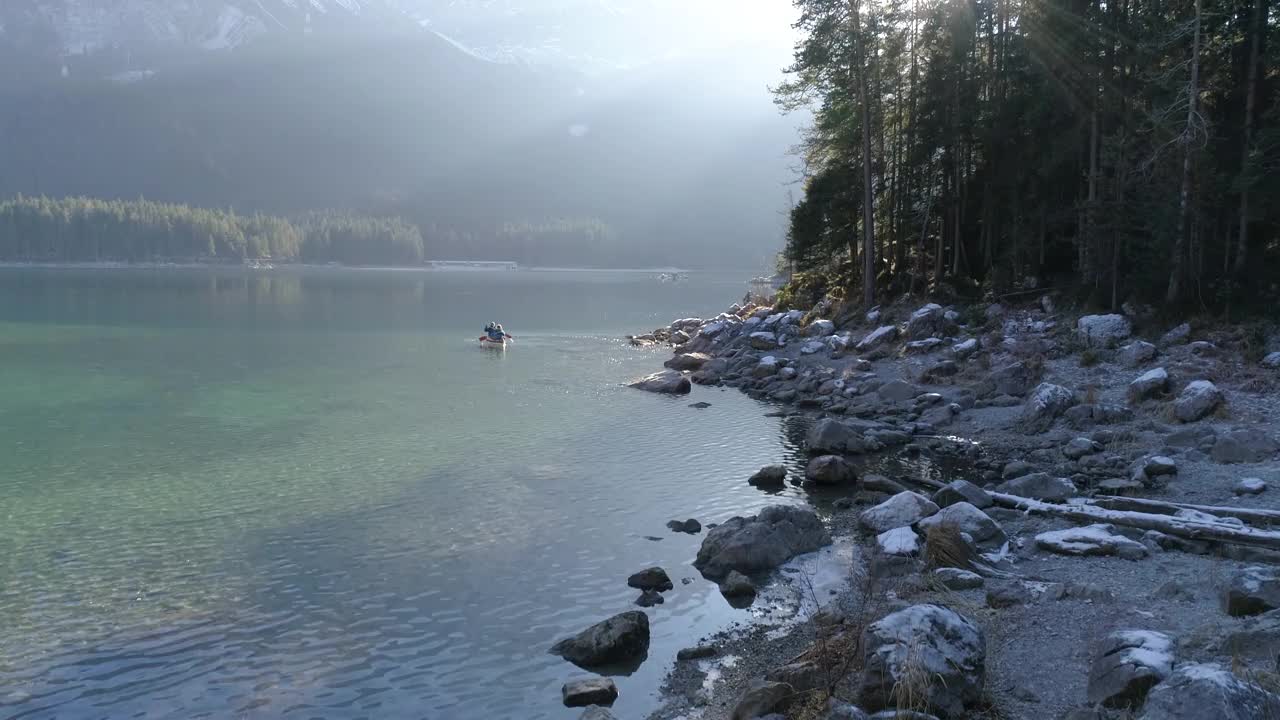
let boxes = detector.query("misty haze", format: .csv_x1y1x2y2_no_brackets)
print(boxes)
2,1,1280,720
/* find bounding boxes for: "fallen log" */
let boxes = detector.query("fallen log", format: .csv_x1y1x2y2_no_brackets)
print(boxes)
1081,495,1280,527
988,492,1280,553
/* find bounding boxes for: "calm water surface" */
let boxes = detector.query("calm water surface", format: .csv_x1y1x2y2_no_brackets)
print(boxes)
0,268,817,720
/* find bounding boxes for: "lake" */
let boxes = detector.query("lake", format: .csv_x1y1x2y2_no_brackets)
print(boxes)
0,267,814,720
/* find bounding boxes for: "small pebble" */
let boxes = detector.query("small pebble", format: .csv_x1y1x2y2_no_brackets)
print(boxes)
1236,478,1267,495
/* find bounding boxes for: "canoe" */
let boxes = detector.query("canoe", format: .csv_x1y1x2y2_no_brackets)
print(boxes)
479,336,507,349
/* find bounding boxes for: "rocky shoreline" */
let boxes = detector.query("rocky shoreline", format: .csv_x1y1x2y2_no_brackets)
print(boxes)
553,293,1280,720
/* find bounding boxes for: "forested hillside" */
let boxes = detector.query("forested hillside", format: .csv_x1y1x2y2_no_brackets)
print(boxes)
0,197,424,265
779,0,1279,312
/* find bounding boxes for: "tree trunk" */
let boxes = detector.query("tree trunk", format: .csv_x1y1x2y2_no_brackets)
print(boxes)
852,0,876,307
1234,0,1266,276
1166,0,1201,305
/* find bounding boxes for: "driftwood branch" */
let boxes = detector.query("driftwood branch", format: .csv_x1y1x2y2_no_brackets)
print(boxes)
1082,496,1280,528
988,492,1280,552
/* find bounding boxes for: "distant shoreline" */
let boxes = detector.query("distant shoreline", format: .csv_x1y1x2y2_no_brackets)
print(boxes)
0,261,699,274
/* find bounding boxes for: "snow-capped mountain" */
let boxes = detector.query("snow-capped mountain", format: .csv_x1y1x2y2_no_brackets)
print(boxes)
0,0,409,56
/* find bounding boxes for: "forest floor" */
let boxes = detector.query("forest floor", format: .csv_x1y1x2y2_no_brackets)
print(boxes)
633,295,1280,720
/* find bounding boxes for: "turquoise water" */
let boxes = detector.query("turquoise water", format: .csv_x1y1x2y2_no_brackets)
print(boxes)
0,268,811,720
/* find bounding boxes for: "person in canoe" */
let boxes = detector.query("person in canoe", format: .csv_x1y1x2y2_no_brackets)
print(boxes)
482,322,513,344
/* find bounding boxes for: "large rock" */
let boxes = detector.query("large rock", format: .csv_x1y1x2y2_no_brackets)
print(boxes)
1174,380,1223,423
917,502,1007,547
878,380,921,403
952,338,979,360
808,319,836,337
806,455,858,485
856,325,899,351
664,352,713,371
859,492,940,534
1077,314,1132,347
694,505,832,579
1087,630,1174,708
1159,322,1191,347
907,303,954,340
730,681,794,720
1224,566,1280,617
750,332,780,350
629,370,691,395
749,465,788,488
1035,524,1148,559
859,604,985,718
932,480,993,509
563,677,619,707
1017,383,1076,433
1263,351,1280,368
979,361,1038,397
550,611,651,669
1210,427,1279,464
752,356,780,378
877,526,921,556
765,661,823,693
627,567,673,592
1127,367,1170,404
807,418,877,454
931,568,984,590
718,570,757,598
1118,341,1158,368
1137,663,1280,720
996,472,1076,502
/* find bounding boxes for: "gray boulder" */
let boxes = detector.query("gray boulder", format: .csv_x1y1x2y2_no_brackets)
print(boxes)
952,338,979,360
877,526,921,556
765,661,822,693
808,319,836,336
806,455,858,486
1237,478,1267,495
820,699,871,719
932,480,993,509
635,589,664,607
1077,314,1132,347
1174,380,1223,423
1224,566,1280,617
694,505,832,579
931,568,984,590
856,325,899,351
750,332,780,350
563,677,619,708
1263,351,1280,368
878,380,921,402
749,465,788,488
986,579,1033,608
1063,437,1102,460
550,611,650,669
1035,524,1148,559
980,361,1038,397
996,472,1076,502
730,681,794,720
807,418,877,454
1127,367,1170,404
1017,383,1076,433
1137,663,1280,720
718,570,757,598
1118,341,1158,368
907,303,955,340
859,604,986,718
1087,630,1173,709
627,567,673,592
1160,322,1191,346
628,370,691,394
665,352,713,371
1211,427,1279,464
917,502,1007,547
859,491,940,534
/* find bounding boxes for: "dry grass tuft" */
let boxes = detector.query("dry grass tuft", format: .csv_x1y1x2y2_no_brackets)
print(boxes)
888,638,937,715
923,522,976,571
